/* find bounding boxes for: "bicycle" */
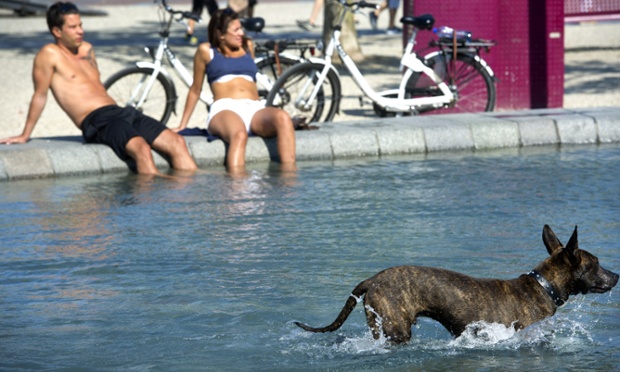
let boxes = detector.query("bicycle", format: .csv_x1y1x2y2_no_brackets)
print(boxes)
265,0,497,123
104,0,315,124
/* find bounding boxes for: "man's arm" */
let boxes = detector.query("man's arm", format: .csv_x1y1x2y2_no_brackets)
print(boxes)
0,47,55,144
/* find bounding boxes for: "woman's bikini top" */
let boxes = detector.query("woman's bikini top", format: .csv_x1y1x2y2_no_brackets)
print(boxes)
206,47,258,85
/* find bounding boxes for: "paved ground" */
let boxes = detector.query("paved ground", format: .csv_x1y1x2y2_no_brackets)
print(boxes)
0,1,619,140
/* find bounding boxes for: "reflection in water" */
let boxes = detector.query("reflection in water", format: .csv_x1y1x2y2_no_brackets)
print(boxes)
205,164,300,266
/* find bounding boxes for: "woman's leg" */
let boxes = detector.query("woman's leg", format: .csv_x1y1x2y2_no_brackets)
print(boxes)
208,111,249,169
250,107,296,164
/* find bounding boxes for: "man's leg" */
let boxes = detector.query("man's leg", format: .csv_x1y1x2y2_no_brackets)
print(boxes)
388,8,397,29
82,106,165,175
150,129,198,171
387,0,399,30
125,136,159,175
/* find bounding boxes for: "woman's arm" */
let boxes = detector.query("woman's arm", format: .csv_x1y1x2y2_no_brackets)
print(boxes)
173,43,210,132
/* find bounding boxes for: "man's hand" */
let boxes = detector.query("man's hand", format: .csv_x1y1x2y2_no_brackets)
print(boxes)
0,135,29,145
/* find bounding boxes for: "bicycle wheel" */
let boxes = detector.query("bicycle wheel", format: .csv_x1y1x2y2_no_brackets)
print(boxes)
104,66,176,124
407,52,496,114
266,62,341,124
255,55,301,100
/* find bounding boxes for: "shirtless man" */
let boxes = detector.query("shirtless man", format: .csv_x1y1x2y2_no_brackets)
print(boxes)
0,2,197,175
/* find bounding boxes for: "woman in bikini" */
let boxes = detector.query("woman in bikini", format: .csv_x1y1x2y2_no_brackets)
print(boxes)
174,7,296,171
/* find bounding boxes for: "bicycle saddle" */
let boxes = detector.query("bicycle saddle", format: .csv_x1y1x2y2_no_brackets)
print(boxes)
400,14,435,30
241,17,265,33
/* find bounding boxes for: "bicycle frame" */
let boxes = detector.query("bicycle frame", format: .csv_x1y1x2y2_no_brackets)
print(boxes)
139,40,213,106
123,4,291,113
301,3,455,114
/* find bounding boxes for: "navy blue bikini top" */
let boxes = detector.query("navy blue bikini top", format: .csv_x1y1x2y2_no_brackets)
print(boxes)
206,47,258,85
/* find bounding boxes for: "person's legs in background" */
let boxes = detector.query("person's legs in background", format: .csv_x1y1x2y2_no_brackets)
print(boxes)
186,0,219,45
385,0,400,35
296,0,323,30
369,0,386,31
369,0,401,34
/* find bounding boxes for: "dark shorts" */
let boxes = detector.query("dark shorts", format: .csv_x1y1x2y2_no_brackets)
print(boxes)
81,105,167,160
192,0,219,17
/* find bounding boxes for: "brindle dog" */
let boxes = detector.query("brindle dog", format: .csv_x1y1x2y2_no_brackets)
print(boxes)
295,225,618,344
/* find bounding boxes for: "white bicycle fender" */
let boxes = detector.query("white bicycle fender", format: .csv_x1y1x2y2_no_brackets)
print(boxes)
423,51,495,78
473,54,495,78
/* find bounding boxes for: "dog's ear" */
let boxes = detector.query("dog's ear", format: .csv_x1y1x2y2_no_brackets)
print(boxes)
565,225,579,255
542,224,564,255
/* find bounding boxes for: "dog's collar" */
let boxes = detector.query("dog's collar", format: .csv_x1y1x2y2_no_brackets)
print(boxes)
527,270,565,307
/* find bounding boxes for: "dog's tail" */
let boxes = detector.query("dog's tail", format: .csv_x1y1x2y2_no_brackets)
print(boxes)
294,281,368,333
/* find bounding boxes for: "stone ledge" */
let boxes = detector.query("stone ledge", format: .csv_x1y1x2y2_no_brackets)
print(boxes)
1,107,618,181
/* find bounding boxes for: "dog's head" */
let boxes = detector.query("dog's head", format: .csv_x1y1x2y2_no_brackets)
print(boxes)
542,225,619,295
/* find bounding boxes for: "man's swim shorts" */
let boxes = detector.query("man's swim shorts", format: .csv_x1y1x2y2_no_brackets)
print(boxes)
81,105,167,160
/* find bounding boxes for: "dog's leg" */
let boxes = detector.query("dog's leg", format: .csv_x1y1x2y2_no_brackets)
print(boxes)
364,295,414,343
381,317,413,344
363,303,383,340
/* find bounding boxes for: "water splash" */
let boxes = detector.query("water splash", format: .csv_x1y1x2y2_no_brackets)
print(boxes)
285,298,603,358
282,323,391,362
446,303,598,352
450,321,520,349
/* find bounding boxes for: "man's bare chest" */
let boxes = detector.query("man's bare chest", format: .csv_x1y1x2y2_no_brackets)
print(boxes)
56,53,99,83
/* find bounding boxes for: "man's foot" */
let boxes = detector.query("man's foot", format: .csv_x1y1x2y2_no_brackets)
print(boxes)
369,12,378,30
184,33,198,45
386,27,401,35
296,19,317,31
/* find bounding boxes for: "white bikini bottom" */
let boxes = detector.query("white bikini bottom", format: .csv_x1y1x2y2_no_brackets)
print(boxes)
206,98,265,133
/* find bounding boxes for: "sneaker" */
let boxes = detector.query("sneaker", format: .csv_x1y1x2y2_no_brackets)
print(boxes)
369,12,378,30
296,19,317,31
184,33,198,46
386,27,401,35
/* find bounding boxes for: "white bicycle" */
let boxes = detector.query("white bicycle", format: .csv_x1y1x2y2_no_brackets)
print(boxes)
104,0,314,124
266,0,497,123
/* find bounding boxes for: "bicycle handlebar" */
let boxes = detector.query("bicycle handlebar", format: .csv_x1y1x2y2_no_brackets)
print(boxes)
158,0,201,22
339,0,380,10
